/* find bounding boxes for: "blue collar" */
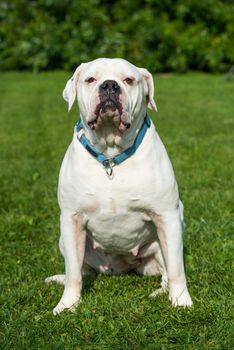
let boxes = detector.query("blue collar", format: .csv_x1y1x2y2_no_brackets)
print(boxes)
76,115,151,178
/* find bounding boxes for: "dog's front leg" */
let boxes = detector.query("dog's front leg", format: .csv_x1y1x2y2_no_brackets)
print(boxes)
53,211,86,315
152,207,192,307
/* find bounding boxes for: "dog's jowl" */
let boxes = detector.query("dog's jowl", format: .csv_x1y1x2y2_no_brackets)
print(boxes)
45,58,192,315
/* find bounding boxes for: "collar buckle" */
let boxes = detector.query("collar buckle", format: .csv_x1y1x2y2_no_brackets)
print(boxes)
102,159,115,178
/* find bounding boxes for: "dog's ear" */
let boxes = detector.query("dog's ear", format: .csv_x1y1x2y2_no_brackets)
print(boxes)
137,67,157,112
63,63,85,111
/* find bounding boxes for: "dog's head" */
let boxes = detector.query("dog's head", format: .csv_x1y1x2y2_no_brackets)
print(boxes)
63,58,157,132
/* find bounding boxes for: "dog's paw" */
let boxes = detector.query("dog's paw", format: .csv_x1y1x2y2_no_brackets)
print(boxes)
53,298,81,315
169,285,193,307
149,287,167,298
45,274,66,285
52,286,81,315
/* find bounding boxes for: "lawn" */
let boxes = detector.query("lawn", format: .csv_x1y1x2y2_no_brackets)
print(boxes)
0,71,233,350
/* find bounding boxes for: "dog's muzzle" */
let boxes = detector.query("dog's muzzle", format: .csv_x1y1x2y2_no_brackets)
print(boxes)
97,79,122,116
88,80,130,131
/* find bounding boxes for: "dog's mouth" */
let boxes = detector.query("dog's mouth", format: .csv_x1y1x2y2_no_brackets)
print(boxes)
95,98,122,117
88,99,130,131
100,99,119,114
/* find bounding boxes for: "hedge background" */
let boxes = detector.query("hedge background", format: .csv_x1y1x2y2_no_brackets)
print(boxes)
0,0,233,72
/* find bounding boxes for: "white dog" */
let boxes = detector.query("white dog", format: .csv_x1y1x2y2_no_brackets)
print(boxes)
45,58,192,315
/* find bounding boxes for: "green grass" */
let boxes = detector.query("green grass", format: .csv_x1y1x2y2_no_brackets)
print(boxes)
0,71,233,350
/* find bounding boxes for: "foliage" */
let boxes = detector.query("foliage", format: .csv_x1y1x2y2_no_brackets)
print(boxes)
0,0,233,72
0,71,233,349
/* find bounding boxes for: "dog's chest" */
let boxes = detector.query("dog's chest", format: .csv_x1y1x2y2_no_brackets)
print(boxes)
79,189,155,254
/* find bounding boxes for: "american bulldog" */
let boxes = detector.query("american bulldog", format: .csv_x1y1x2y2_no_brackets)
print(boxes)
45,58,192,315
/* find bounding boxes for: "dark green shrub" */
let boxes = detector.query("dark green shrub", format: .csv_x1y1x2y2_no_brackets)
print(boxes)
0,0,233,72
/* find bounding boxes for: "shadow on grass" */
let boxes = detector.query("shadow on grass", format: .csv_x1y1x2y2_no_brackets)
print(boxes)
82,274,97,296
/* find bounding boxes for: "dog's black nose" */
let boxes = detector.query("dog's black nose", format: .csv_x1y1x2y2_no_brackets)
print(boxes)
99,80,120,94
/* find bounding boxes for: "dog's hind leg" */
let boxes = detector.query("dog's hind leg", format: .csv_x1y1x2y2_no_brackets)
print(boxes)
45,274,66,285
136,241,168,296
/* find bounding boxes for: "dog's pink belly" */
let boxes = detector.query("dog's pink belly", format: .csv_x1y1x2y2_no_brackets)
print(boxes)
86,212,155,254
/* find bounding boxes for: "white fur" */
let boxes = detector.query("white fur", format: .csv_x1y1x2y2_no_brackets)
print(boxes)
46,58,192,314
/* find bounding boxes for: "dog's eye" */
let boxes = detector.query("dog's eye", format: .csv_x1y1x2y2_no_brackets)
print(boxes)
86,77,96,84
124,77,134,85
